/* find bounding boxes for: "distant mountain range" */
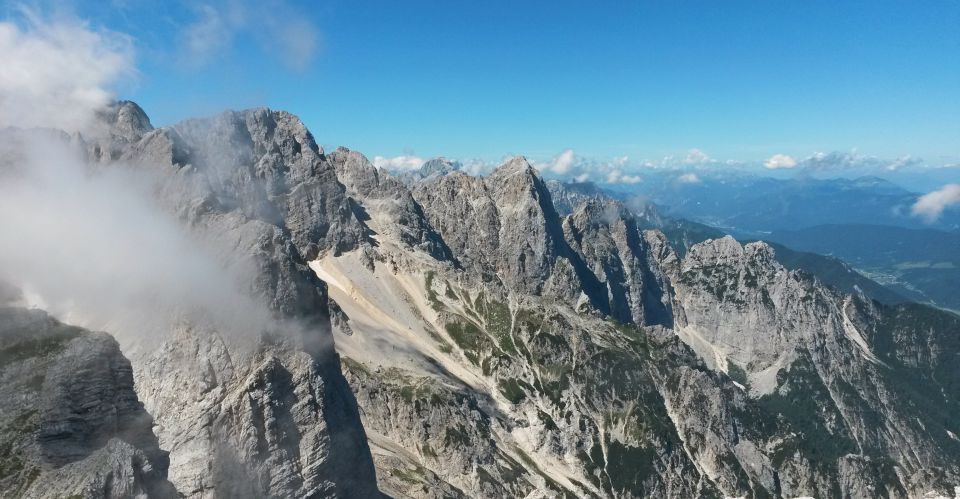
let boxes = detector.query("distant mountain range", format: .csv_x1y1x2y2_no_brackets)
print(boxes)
599,173,959,312
548,181,912,307
610,172,960,232
767,224,960,312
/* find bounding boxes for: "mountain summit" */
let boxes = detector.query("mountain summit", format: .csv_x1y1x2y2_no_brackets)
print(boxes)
1,103,958,499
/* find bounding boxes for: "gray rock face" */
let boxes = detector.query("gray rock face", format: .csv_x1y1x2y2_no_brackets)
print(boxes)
545,179,608,216
562,199,674,326
411,170,501,279
0,306,176,499
403,160,608,318
76,105,383,498
481,157,566,295
161,108,368,262
419,158,458,177
409,163,675,327
134,327,379,499
327,147,452,261
396,157,459,188
547,179,664,228
103,100,154,143
37,334,163,468
8,100,960,498
326,152,960,497
665,236,960,497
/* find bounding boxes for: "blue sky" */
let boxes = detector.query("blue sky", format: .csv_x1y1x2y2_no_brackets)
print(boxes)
3,0,960,171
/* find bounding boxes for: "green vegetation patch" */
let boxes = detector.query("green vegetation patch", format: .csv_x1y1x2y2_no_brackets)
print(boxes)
424,271,443,310
445,320,492,365
498,378,530,404
391,466,428,485
754,356,857,469
425,327,454,354
387,374,447,407
604,440,657,492
339,356,370,375
444,424,472,447
420,443,437,458
610,321,650,356
0,329,80,365
726,361,749,388
471,293,519,355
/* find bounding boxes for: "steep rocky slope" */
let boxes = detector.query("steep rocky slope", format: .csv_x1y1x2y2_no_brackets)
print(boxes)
667,237,960,497
313,157,960,498
409,158,673,328
4,101,959,498
0,305,176,498
547,179,910,305
76,102,383,498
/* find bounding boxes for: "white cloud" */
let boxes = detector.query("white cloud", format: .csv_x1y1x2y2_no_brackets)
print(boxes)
606,169,642,184
373,155,424,171
182,4,236,66
800,151,922,172
764,153,797,169
550,148,576,174
911,183,960,223
263,15,319,71
885,155,920,171
0,13,134,132
677,173,701,183
684,148,710,165
0,133,275,341
536,149,646,184
181,0,320,71
460,158,495,176
0,10,306,342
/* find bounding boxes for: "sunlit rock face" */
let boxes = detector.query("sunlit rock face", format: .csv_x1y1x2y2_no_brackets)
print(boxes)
3,101,959,499
70,103,383,498
319,150,960,497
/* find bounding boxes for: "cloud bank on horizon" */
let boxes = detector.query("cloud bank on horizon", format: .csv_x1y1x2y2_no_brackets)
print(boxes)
1,3,953,209
369,145,948,188
4,1,956,174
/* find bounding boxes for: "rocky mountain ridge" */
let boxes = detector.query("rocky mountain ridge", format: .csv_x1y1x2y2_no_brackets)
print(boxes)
307,139,960,497
1,101,958,498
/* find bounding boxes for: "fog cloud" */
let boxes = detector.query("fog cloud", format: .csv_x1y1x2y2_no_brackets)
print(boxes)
677,172,701,183
684,148,711,165
0,132,273,341
0,12,134,132
181,0,321,71
0,15,273,342
606,169,642,184
764,154,797,169
549,149,576,174
373,154,425,171
911,183,960,223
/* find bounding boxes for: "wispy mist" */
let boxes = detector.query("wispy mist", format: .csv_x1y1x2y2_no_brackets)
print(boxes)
0,11,134,132
180,0,320,71
0,14,274,343
0,131,274,341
